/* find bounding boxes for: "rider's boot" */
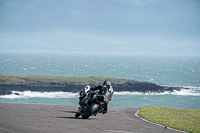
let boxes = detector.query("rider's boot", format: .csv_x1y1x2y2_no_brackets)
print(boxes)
102,103,108,114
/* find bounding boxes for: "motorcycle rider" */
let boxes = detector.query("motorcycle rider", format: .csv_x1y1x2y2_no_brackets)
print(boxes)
90,80,114,114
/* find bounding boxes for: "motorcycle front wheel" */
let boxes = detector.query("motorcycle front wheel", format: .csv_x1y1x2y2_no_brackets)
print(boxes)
82,103,98,119
75,112,81,118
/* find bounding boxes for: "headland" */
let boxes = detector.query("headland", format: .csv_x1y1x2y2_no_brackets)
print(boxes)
0,74,185,95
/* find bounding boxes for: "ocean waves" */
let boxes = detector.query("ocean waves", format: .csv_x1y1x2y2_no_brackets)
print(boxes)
115,89,200,96
1,88,200,99
1,51,200,87
0,91,79,99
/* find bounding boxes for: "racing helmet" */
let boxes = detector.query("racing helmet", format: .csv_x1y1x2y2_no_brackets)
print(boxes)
84,85,90,92
102,80,111,86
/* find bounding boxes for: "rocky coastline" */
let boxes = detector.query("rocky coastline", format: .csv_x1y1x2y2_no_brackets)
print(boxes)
0,78,184,95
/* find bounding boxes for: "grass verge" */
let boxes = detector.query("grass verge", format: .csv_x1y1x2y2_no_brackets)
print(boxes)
139,106,200,133
0,74,118,84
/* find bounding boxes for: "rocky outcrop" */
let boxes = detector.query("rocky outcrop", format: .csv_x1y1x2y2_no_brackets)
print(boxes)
0,78,183,95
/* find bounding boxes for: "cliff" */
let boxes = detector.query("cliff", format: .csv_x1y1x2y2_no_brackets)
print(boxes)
0,74,182,95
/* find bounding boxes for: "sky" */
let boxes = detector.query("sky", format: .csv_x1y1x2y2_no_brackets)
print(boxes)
0,0,200,55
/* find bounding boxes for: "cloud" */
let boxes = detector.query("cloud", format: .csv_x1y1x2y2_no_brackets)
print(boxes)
0,0,199,55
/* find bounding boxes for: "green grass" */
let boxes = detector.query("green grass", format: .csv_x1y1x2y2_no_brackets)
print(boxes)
139,106,200,133
0,74,119,84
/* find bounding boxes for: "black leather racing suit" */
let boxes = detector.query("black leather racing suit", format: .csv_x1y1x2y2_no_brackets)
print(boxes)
91,85,114,113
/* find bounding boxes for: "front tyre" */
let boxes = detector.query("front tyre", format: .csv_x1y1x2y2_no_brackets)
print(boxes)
82,103,98,119
75,112,81,118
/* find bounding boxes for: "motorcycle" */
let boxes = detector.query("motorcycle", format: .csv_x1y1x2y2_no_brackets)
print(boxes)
75,91,105,119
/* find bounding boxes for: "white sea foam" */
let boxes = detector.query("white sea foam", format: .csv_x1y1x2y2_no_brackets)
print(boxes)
0,91,79,99
170,89,200,96
114,89,200,96
0,88,200,99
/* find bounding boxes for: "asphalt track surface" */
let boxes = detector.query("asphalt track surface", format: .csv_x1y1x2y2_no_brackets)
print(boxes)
0,103,185,133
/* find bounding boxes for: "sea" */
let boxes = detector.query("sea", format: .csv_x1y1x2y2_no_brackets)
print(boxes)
0,51,200,110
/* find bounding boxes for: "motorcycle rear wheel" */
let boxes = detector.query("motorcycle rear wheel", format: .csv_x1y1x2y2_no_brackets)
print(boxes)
82,103,98,119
